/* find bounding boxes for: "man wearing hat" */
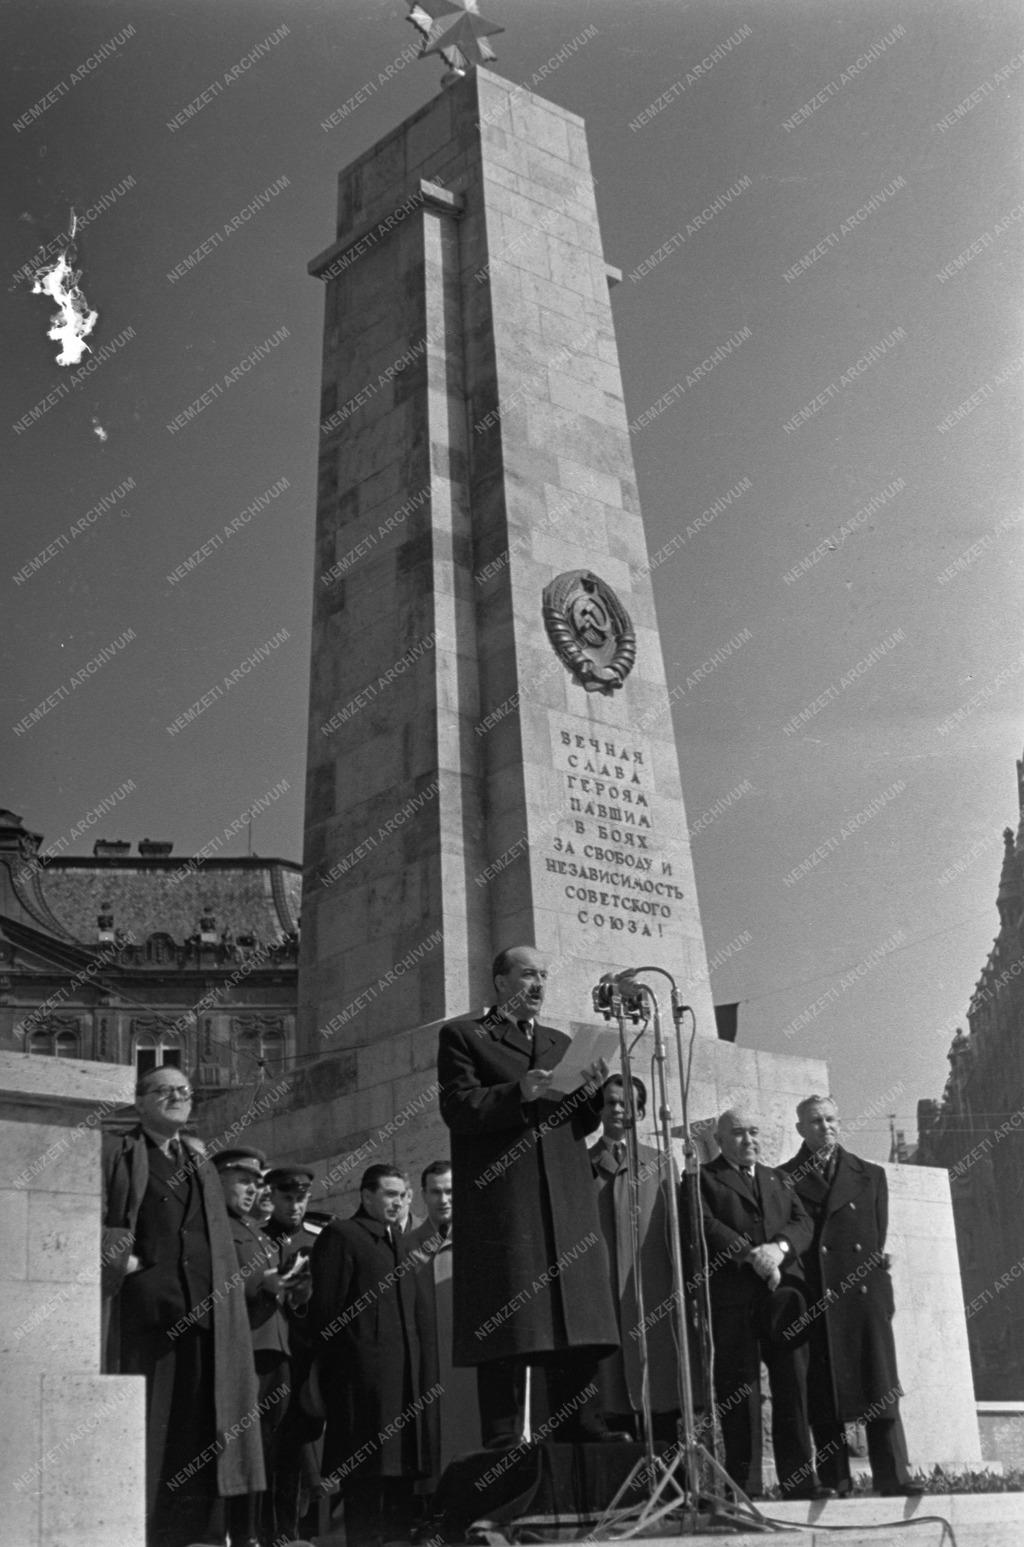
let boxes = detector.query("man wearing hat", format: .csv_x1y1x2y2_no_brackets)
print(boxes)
101,1069,264,1547
263,1165,324,1542
215,1147,304,1547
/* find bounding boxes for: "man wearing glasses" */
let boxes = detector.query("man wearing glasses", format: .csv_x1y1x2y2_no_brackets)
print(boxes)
101,1067,265,1547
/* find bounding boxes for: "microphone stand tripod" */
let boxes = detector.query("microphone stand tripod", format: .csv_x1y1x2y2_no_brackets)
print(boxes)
589,968,775,1538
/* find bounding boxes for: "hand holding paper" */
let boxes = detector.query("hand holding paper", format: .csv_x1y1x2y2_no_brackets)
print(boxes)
548,1028,621,1095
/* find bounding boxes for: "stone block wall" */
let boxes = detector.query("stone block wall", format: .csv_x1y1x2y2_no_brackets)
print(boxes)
887,1161,981,1468
0,1052,144,1547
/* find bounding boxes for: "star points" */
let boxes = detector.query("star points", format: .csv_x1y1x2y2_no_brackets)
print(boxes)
407,0,504,80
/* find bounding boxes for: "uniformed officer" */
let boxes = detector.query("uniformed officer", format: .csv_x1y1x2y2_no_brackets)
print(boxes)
214,1147,304,1546
263,1165,324,1540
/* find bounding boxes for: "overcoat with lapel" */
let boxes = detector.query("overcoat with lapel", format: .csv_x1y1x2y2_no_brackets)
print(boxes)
309,1208,426,1483
438,1010,619,1367
408,1220,481,1475
101,1125,266,1498
698,1153,812,1307
780,1144,901,1420
592,1137,679,1413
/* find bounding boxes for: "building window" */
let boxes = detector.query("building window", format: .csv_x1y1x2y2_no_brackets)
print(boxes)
27,1020,80,1057
232,1016,287,1076
133,1026,183,1076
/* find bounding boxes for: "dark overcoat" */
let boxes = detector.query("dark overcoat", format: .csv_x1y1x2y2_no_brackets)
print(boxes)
309,1209,426,1485
408,1221,481,1476
591,1138,679,1413
438,1010,619,1367
101,1126,266,1498
780,1144,902,1421
698,1154,812,1307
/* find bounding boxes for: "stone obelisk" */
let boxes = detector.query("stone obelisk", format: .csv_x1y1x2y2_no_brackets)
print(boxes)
299,62,718,1052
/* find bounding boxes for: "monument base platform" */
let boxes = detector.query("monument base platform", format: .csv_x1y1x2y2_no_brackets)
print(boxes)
310,1474,1024,1546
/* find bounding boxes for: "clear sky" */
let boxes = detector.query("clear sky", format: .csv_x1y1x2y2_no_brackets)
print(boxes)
5,0,1022,1159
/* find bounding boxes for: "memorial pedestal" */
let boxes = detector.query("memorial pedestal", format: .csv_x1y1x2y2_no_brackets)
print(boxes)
0,1052,145,1547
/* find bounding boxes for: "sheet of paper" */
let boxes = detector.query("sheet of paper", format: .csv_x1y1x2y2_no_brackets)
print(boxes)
547,1026,623,1095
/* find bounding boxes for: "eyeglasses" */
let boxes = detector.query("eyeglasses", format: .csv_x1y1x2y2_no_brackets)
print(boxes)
145,1085,193,1102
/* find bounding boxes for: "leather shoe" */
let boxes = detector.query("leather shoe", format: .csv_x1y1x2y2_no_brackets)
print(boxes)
878,1481,925,1496
781,1483,835,1501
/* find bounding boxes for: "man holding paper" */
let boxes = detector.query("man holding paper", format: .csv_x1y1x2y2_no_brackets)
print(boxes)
437,945,624,1448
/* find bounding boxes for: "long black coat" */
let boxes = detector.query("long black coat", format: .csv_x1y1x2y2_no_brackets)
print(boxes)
438,1011,619,1367
309,1209,426,1484
698,1154,812,1307
781,1145,902,1422
101,1127,265,1500
592,1138,679,1413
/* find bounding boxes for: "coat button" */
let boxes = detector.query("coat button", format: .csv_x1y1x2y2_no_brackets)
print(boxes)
821,1246,828,1254
854,1243,861,1251
849,1203,856,1210
859,1285,868,1294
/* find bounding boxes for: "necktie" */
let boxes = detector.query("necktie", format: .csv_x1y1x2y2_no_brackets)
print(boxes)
517,1019,533,1042
167,1138,182,1165
613,1141,626,1167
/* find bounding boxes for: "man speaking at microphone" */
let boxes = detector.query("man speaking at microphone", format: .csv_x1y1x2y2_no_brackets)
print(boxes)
438,944,623,1448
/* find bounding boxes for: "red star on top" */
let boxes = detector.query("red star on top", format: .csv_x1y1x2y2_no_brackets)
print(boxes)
407,1,504,78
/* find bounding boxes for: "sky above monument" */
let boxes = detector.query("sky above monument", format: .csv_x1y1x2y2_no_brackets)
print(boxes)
5,0,1022,1160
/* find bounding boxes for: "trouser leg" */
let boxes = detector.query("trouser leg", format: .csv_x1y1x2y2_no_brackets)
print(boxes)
802,1324,851,1492
710,1305,763,1494
344,1475,382,1547
867,1412,911,1488
758,1286,814,1494
476,1359,524,1444
545,1351,606,1438
380,1476,414,1541
145,1327,225,1547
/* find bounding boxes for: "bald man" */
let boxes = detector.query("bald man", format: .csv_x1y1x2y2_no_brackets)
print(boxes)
699,1108,827,1501
438,944,620,1448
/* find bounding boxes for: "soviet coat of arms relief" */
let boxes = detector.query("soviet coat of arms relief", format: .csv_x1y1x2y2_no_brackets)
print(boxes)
542,571,637,695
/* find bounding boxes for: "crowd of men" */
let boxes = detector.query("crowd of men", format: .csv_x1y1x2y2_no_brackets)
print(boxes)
101,944,922,1546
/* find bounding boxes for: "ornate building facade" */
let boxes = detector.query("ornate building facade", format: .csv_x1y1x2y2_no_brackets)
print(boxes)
915,753,1024,1399
0,809,300,1094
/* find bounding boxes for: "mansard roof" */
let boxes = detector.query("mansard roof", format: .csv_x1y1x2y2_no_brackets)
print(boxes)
41,855,301,944
1,808,300,953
